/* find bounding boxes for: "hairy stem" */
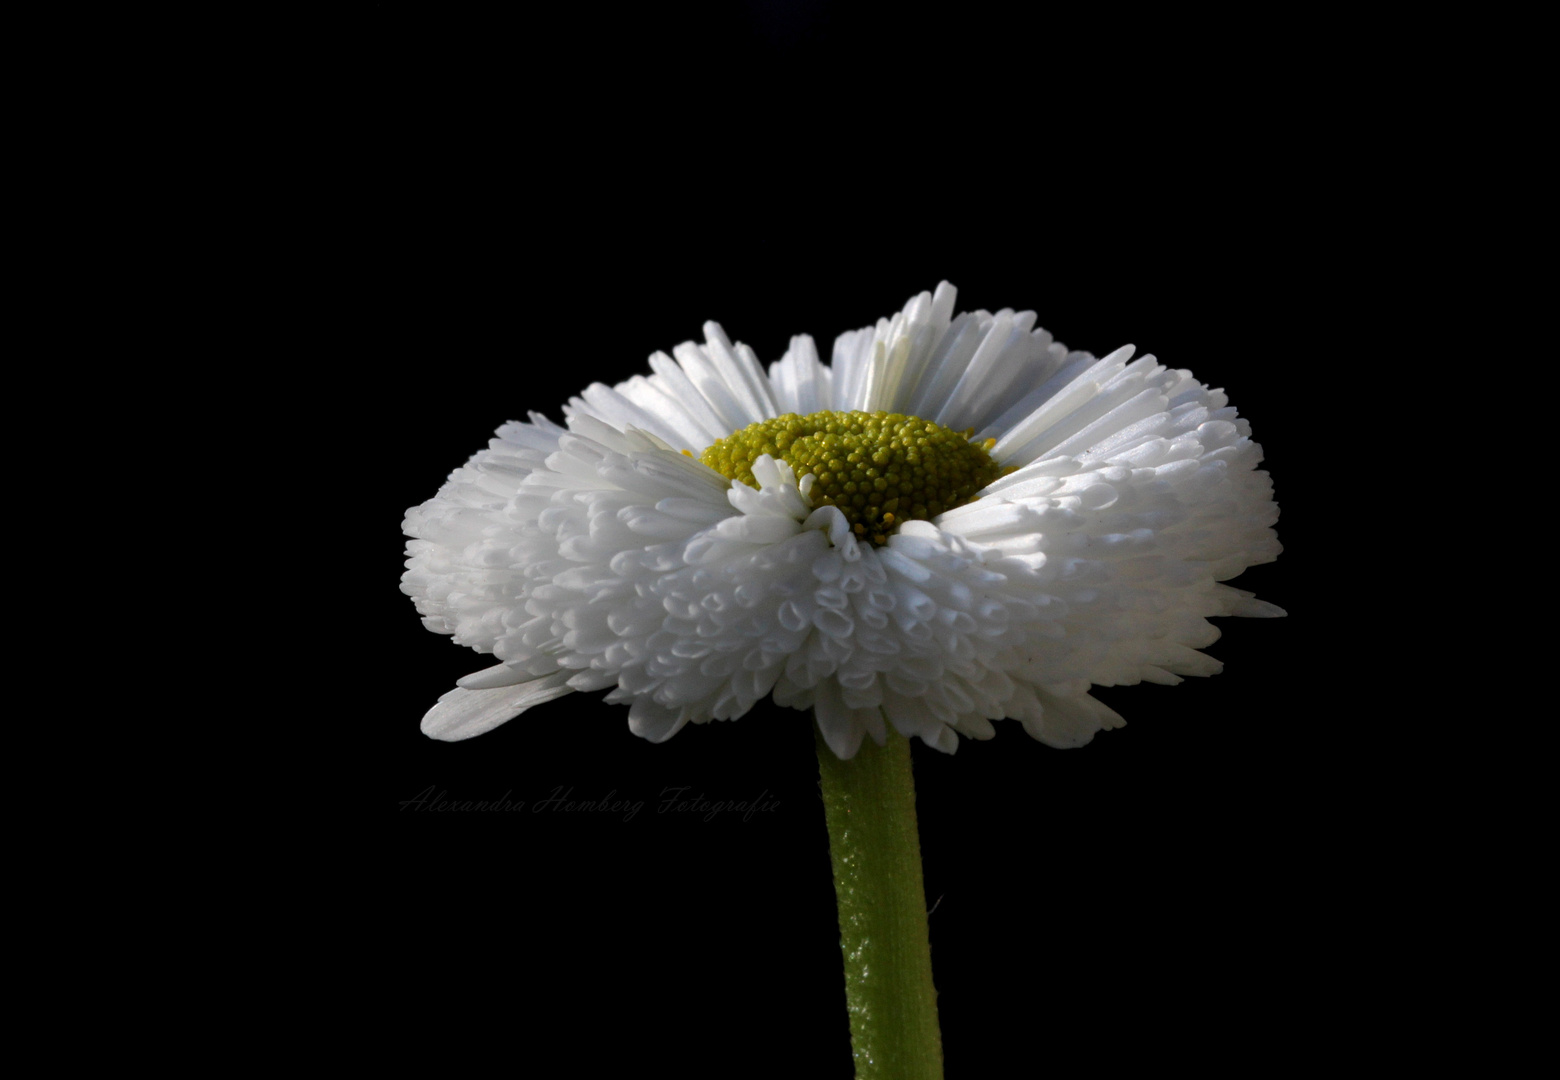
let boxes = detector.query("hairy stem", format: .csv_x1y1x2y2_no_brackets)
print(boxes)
816,724,944,1079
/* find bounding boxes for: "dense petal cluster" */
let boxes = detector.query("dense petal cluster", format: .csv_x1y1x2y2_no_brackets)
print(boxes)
403,282,1282,757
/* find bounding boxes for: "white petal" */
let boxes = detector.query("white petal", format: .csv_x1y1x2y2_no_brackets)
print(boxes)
672,339,755,434
932,309,1020,430
701,322,780,425
457,662,546,690
421,671,575,741
627,698,689,743
814,679,867,759
768,334,831,415
646,351,733,449
569,383,689,451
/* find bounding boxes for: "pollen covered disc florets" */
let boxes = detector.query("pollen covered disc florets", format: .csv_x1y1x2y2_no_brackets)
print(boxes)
700,410,1004,545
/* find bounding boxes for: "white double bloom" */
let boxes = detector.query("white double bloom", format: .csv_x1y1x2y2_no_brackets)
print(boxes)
402,282,1282,757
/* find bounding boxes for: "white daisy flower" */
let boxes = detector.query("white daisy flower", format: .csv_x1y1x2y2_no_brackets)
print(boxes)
402,282,1282,758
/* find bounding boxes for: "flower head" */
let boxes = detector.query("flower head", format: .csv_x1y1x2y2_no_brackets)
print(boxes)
402,283,1282,757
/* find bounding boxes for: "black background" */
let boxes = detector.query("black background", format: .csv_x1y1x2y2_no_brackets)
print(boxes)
334,7,1350,1074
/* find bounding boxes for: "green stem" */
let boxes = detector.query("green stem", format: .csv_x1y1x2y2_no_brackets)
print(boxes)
816,723,944,1079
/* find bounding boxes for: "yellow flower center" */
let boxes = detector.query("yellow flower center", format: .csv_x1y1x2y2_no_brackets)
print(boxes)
699,410,1005,546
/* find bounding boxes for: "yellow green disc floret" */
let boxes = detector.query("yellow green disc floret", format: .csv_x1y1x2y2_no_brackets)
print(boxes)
699,410,1006,546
